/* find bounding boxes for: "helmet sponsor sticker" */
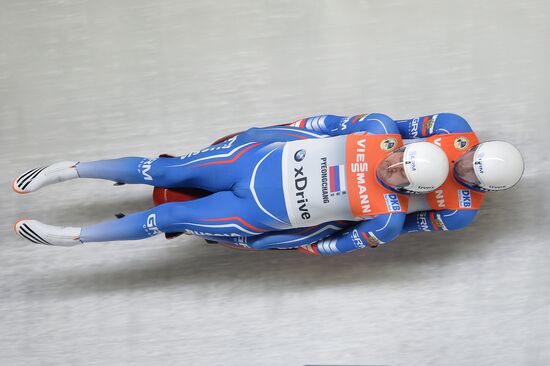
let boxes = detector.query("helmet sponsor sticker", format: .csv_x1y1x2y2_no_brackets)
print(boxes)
405,149,418,172
474,153,485,175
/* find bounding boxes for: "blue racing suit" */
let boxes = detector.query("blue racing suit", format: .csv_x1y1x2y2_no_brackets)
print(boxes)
230,113,483,254
76,113,407,255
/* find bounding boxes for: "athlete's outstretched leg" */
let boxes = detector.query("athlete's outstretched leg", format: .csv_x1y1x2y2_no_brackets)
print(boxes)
75,157,203,186
80,191,275,242
13,136,267,193
14,191,277,245
77,138,271,191
12,157,206,193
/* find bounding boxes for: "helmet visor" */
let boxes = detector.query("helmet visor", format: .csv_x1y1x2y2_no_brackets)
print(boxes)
453,144,483,188
377,146,411,190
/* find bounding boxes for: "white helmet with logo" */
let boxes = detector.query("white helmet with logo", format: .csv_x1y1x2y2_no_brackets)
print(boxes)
402,142,449,193
454,141,524,191
377,142,449,194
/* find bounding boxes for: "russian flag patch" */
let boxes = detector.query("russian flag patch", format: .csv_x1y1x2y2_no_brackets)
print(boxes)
329,165,347,194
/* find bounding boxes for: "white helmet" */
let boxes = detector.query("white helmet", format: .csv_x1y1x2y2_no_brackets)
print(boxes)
377,142,449,194
454,141,524,191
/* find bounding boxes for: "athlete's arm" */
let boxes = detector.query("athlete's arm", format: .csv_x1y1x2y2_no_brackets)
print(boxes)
401,209,478,233
284,113,400,135
225,221,353,250
395,113,473,139
235,113,400,143
299,213,406,255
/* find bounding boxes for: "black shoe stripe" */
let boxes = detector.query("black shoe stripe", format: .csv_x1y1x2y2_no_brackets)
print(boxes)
17,167,41,185
20,167,47,190
19,225,48,244
20,225,50,245
21,224,51,245
17,229,42,244
18,166,46,188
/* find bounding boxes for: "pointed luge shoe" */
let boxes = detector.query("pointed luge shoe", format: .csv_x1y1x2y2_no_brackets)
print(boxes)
13,161,79,194
14,219,82,247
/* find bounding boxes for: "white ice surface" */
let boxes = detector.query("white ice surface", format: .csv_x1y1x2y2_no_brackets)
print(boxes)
1,1,549,365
